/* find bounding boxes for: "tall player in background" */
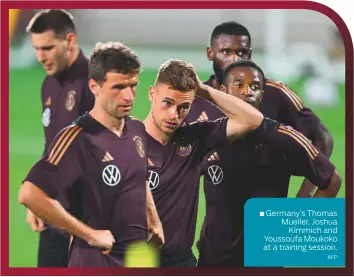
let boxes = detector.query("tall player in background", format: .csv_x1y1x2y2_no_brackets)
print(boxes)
198,60,341,267
186,21,334,198
24,9,94,267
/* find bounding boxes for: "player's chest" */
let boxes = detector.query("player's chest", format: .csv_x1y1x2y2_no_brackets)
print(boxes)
203,143,285,187
85,134,147,189
146,138,200,191
42,82,82,128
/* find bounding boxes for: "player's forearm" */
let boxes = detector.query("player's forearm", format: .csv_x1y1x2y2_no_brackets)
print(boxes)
197,84,263,130
312,170,342,198
19,181,95,243
296,179,317,198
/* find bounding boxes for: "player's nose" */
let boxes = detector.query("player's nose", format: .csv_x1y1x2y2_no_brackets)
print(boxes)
168,106,178,119
36,49,47,63
122,87,134,102
242,86,253,96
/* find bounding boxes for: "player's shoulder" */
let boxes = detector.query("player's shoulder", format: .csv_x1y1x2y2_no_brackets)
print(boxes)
264,79,304,110
127,115,144,126
41,75,54,89
188,96,224,122
126,116,147,135
46,123,84,165
276,124,319,160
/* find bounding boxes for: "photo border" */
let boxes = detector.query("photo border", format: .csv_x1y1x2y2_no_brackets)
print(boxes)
1,1,353,275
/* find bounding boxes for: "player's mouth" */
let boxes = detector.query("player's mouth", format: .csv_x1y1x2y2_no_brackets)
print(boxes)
43,63,54,71
164,121,178,129
245,98,256,107
120,105,132,111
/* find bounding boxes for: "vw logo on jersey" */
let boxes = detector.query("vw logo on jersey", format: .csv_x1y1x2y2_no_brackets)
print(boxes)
207,165,224,185
148,170,160,190
42,107,51,127
102,165,121,186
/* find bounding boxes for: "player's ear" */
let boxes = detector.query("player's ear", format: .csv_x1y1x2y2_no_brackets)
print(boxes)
248,48,253,60
66,33,76,51
206,47,214,61
220,84,227,93
89,79,100,97
148,86,155,103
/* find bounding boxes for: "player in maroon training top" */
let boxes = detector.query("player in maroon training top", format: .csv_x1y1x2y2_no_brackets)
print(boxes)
143,59,276,267
25,9,94,267
19,42,151,267
185,21,333,198
197,60,342,267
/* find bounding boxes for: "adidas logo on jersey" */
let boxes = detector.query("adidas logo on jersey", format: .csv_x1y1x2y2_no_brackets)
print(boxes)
208,152,220,161
102,152,114,162
197,111,209,122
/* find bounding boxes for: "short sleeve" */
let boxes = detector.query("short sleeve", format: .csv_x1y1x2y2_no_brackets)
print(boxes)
275,125,335,190
185,117,229,153
264,80,321,139
24,124,84,199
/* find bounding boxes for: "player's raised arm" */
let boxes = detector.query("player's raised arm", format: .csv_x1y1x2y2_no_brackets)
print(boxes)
195,73,264,142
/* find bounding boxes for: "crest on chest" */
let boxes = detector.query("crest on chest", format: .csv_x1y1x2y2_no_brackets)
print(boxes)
65,90,76,111
175,137,193,157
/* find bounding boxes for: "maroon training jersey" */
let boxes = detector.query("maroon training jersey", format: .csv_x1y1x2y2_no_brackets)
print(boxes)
198,123,335,267
41,51,94,154
147,117,229,265
25,114,148,267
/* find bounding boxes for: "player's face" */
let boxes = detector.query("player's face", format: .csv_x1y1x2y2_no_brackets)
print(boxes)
31,30,73,75
222,66,263,109
207,34,251,82
90,72,139,119
149,83,194,135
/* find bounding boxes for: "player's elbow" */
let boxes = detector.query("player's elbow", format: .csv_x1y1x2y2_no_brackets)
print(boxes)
18,181,36,207
242,109,264,132
325,169,342,197
313,123,334,158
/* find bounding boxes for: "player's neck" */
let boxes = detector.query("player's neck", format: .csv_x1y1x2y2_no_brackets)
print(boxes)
90,108,125,137
144,114,171,145
211,76,221,90
67,46,80,67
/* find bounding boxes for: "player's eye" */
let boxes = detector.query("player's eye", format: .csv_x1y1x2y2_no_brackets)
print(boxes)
41,46,55,51
251,84,260,90
234,83,243,88
179,105,190,112
222,49,231,55
163,100,172,106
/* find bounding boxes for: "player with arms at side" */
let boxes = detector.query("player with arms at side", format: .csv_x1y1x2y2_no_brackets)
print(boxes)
19,42,159,267
198,60,342,267
186,21,334,198
24,9,94,267
143,59,282,267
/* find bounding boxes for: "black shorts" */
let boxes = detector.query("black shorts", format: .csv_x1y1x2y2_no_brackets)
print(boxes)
37,229,70,267
161,253,197,268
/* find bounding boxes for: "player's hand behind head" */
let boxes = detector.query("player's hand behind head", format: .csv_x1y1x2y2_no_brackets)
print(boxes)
87,229,115,254
26,208,47,232
186,62,203,91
